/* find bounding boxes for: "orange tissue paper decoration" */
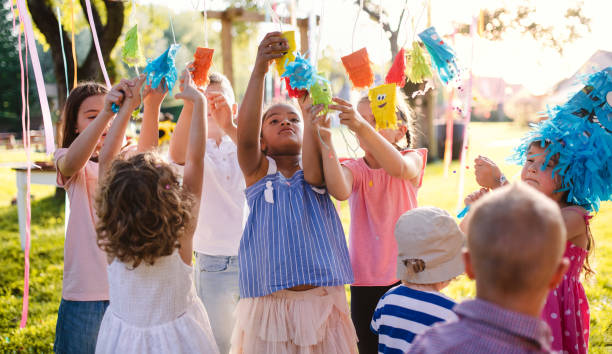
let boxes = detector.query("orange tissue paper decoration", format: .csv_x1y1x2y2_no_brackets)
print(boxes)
385,47,406,88
192,47,214,87
341,47,374,89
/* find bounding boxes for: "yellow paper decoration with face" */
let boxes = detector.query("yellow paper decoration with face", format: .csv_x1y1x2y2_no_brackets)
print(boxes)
368,84,397,130
275,31,297,76
310,78,332,116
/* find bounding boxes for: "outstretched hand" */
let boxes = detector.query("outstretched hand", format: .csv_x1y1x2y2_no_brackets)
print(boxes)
103,79,135,115
464,187,489,206
175,69,204,102
254,32,288,76
328,97,368,133
474,155,503,189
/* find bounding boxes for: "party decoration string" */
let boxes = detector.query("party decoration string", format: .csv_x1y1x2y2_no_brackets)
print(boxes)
70,0,77,87
351,0,363,52
84,0,111,88
57,7,70,97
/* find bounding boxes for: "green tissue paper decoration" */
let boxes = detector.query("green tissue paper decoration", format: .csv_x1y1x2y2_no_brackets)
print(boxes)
122,25,145,68
407,41,432,84
310,77,332,116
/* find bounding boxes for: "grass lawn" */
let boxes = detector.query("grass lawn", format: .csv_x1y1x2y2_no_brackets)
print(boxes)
0,122,610,352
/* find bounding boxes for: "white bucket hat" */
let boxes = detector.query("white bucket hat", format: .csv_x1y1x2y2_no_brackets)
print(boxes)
395,207,465,284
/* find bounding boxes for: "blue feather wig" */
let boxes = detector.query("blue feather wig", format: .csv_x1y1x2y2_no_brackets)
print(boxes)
143,44,180,91
510,67,612,212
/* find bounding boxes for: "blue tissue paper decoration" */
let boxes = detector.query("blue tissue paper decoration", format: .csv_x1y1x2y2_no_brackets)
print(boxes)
143,44,180,91
281,52,325,90
418,27,459,85
510,67,612,212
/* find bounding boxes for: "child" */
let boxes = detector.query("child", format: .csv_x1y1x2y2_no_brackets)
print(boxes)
53,77,141,353
466,69,612,353
169,71,246,354
315,88,426,353
94,70,219,353
230,32,356,354
370,207,463,353
409,183,569,353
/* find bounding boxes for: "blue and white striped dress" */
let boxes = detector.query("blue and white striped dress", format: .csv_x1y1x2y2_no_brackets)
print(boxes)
238,157,354,298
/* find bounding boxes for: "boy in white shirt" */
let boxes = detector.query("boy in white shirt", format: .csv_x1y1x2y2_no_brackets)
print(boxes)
169,72,247,354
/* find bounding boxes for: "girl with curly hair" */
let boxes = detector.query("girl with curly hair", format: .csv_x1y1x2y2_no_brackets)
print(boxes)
94,70,218,354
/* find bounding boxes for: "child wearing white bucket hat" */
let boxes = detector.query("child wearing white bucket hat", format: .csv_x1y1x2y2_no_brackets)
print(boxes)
371,207,464,353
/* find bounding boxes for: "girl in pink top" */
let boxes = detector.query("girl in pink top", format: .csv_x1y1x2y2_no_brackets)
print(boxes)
53,75,150,354
312,92,426,354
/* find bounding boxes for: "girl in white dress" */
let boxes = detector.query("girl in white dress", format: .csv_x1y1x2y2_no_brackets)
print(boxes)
94,70,219,354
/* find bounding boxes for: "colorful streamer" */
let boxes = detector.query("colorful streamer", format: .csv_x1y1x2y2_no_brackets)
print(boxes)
71,0,77,87
56,7,69,97
16,0,55,154
84,0,111,88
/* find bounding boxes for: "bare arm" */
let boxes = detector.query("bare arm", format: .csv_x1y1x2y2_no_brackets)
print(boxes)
562,207,589,246
57,79,133,178
168,101,194,165
237,32,287,184
174,70,207,265
137,83,168,152
329,97,421,183
299,96,325,187
312,112,354,200
98,76,146,179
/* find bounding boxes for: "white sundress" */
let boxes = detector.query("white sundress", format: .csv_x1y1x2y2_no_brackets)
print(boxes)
96,251,219,354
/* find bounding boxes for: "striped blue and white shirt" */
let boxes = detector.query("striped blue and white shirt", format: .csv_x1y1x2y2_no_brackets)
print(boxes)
238,158,353,298
371,285,457,354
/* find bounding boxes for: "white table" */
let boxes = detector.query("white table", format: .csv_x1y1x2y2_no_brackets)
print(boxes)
13,166,67,250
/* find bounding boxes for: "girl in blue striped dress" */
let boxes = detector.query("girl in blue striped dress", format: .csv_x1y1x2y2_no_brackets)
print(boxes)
230,32,357,354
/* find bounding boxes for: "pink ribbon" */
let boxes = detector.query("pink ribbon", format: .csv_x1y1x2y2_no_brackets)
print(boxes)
12,3,32,329
84,0,111,88
15,0,55,155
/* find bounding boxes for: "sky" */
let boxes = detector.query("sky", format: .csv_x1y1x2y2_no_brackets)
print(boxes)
144,0,612,95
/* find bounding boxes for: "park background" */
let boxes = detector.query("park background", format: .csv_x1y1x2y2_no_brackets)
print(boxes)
0,0,611,351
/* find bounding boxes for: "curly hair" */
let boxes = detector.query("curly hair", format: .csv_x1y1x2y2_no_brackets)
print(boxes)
96,152,195,268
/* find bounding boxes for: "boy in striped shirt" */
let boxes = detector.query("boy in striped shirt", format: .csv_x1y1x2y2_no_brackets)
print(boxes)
371,207,464,354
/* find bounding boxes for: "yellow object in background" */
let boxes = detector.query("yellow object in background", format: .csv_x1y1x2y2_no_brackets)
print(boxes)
275,31,296,76
368,84,397,130
158,120,176,145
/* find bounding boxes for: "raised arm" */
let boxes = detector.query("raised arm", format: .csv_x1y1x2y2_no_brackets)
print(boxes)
330,97,421,183
311,108,353,200
474,155,508,189
237,32,286,183
57,79,134,178
137,82,168,152
168,99,194,165
98,75,146,179
298,95,325,187
174,70,207,265
207,91,238,144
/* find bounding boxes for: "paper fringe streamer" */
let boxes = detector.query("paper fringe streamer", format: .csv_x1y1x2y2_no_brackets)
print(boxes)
341,47,374,89
385,47,406,87
310,78,333,116
418,27,459,85
275,31,297,76
56,7,70,97
144,44,180,91
407,41,433,84
510,67,612,212
368,83,398,130
192,47,214,87
84,0,111,88
122,24,145,68
284,77,307,98
281,52,323,90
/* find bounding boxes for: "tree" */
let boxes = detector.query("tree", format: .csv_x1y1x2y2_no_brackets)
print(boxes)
27,0,125,108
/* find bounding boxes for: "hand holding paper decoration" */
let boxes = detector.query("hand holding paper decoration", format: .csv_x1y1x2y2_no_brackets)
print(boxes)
385,48,406,87
143,44,180,92
310,78,333,116
275,31,297,76
192,47,214,87
122,24,145,67
407,41,433,84
368,84,397,130
341,48,374,89
418,27,459,85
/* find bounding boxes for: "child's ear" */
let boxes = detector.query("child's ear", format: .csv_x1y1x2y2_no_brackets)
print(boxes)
462,249,475,280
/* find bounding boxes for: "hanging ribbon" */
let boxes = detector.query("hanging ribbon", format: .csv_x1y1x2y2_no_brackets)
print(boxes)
16,0,55,154
12,3,31,329
57,7,70,97
456,16,477,213
202,0,208,47
84,0,111,88
70,0,77,87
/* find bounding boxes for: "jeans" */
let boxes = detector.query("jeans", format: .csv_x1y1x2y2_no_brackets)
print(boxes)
194,253,240,354
53,299,109,354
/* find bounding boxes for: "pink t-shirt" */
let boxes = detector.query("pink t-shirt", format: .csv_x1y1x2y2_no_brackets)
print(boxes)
55,148,108,301
343,148,427,286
